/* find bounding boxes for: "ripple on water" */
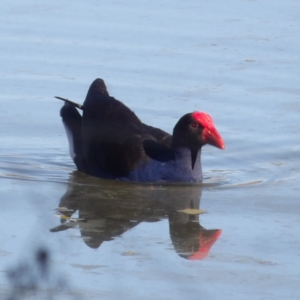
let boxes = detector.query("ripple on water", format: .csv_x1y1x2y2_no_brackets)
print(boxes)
0,152,73,184
204,165,294,190
0,145,298,189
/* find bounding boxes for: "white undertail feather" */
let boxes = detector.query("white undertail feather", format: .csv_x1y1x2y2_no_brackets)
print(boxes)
63,122,76,160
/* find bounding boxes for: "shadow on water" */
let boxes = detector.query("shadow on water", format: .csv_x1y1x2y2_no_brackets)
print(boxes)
50,171,222,260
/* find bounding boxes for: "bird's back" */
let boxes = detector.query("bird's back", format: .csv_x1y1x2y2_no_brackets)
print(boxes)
81,79,172,178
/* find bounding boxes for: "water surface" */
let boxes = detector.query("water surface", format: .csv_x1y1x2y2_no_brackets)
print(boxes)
0,0,300,299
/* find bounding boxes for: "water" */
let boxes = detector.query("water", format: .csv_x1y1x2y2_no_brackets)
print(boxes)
1,0,300,299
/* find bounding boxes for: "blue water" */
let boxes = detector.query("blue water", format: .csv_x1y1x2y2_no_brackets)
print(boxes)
0,0,300,299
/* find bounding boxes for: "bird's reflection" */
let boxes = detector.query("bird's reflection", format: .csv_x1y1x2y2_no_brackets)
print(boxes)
51,172,221,260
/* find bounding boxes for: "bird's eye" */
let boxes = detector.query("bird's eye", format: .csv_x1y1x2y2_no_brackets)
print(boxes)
192,122,198,128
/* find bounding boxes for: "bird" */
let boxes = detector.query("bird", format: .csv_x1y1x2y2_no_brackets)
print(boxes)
58,78,224,183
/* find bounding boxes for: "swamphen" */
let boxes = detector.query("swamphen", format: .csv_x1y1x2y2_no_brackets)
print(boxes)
58,78,224,182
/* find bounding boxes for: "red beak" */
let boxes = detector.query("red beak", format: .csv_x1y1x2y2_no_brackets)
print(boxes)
188,229,222,260
203,127,225,150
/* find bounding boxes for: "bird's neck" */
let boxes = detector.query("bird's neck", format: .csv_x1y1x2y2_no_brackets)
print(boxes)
173,146,201,166
171,133,203,171
170,147,202,183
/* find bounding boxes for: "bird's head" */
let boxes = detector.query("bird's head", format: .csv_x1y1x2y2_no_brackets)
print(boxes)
191,111,225,149
173,111,225,150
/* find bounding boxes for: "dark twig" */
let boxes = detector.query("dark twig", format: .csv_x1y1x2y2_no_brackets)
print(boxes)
55,96,83,110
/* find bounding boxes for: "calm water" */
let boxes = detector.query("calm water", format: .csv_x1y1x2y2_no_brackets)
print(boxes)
1,0,300,299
